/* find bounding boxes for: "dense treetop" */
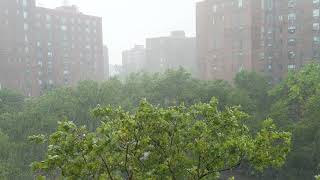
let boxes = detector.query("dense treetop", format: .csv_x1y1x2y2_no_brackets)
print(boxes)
0,65,320,179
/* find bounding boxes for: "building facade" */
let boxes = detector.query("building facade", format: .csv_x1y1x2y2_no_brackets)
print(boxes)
0,0,104,96
0,0,36,95
197,0,320,82
146,31,197,74
197,0,264,81
263,0,320,81
122,45,146,75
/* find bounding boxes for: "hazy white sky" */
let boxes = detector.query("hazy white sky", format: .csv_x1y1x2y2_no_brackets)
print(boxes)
37,0,200,64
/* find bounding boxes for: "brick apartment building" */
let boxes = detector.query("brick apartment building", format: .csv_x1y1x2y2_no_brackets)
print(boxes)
0,0,104,96
197,0,264,81
146,31,197,74
197,0,320,82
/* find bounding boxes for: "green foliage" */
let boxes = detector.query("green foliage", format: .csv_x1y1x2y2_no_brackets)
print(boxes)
32,99,291,180
2,66,319,179
270,63,320,122
0,88,24,113
234,71,272,119
268,64,320,179
1,69,250,179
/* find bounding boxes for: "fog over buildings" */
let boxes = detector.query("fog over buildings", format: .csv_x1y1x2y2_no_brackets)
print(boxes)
1,0,320,95
37,0,200,65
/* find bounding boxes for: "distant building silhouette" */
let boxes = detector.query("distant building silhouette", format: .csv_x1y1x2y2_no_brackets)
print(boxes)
145,31,197,74
0,0,104,96
122,45,146,75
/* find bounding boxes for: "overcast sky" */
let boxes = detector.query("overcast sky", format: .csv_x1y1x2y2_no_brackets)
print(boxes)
37,0,200,64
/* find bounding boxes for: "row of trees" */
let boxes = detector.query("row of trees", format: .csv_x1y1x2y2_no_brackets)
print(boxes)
0,65,320,179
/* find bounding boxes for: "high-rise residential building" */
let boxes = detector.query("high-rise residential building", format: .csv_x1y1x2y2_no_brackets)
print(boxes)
263,0,320,81
0,0,104,96
122,45,146,75
196,0,264,81
197,0,320,82
146,31,197,74
0,0,36,96
103,46,109,79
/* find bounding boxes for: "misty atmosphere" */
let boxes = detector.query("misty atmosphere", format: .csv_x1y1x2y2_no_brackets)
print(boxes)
0,0,319,179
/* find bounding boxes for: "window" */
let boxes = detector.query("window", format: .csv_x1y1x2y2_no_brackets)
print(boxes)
313,49,320,58
61,17,67,24
288,51,296,59
313,9,320,18
288,26,296,33
288,38,296,46
279,15,283,21
213,5,217,12
22,0,27,7
314,0,320,4
61,25,67,31
288,13,296,21
267,0,273,10
260,52,265,60
288,64,296,70
23,23,28,31
238,0,243,8
288,0,296,7
23,11,27,19
313,23,320,31
46,14,51,21
46,24,51,29
314,36,320,44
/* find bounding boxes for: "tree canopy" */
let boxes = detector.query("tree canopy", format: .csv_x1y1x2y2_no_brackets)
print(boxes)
1,66,320,179
30,99,291,180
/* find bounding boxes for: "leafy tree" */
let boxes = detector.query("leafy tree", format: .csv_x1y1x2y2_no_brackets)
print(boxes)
0,89,24,113
234,71,272,119
31,99,291,180
0,130,11,179
268,64,320,179
270,63,320,123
